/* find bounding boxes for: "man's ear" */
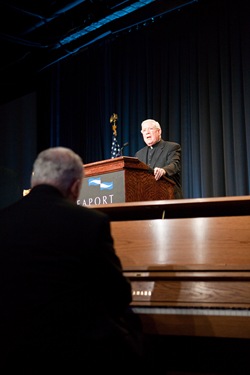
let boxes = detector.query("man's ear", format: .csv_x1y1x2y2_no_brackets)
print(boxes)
69,178,82,202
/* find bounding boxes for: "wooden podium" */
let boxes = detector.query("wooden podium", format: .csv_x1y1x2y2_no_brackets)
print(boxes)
77,156,175,206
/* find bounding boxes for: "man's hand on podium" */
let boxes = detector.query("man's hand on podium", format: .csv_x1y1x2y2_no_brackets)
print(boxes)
154,167,166,180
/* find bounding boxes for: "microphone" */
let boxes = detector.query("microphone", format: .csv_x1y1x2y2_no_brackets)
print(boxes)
120,142,129,155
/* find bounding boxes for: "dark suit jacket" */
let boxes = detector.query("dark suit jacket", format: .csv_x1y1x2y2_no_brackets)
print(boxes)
0,185,143,373
135,139,183,199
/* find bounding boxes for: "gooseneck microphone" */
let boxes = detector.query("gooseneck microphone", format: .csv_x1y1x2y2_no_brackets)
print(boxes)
120,142,129,155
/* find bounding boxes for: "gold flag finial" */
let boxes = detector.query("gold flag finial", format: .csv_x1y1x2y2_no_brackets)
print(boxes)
110,113,118,136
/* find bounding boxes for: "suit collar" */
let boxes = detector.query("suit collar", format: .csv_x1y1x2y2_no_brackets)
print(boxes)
148,140,164,168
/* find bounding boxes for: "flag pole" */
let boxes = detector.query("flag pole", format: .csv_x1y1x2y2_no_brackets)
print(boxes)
110,113,118,136
110,113,121,158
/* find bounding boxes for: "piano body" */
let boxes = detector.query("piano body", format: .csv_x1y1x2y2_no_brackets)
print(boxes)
112,216,250,339
94,196,250,374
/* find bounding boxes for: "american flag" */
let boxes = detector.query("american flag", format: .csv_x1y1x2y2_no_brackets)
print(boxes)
111,134,121,158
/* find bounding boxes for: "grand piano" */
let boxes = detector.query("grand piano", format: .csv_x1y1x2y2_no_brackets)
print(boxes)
93,196,250,374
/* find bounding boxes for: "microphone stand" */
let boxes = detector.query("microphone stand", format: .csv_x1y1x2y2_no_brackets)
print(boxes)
120,142,129,156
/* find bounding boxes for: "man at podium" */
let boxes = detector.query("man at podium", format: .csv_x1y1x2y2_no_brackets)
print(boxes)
135,118,183,199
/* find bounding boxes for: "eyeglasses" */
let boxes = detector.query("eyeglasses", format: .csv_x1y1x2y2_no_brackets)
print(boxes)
141,127,159,134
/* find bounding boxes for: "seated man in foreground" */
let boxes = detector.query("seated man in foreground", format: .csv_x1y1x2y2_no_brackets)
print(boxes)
0,146,145,374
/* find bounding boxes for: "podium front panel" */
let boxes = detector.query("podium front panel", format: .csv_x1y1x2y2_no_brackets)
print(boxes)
77,171,125,206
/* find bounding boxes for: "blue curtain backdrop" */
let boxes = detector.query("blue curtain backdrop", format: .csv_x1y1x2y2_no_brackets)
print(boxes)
1,0,249,198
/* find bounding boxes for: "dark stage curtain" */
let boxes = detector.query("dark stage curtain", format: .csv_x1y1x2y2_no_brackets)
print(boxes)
1,0,249,198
